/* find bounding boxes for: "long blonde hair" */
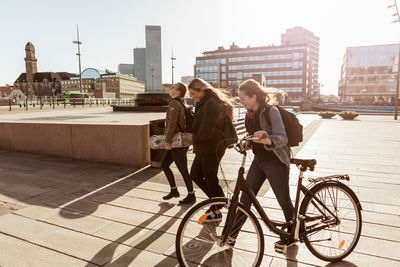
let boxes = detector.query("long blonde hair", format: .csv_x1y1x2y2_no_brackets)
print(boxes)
238,79,286,105
188,78,235,120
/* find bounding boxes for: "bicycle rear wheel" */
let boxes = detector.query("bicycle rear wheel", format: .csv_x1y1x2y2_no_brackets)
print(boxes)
299,181,362,262
176,197,264,266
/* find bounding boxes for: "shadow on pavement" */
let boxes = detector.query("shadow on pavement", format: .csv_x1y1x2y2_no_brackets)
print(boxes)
58,165,162,219
88,203,186,266
326,260,358,267
286,244,299,267
0,150,162,218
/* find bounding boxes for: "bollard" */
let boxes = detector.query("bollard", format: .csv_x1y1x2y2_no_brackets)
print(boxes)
9,99,11,111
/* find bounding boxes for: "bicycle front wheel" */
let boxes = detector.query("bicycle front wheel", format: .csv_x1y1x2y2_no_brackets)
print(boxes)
299,181,362,262
175,197,264,267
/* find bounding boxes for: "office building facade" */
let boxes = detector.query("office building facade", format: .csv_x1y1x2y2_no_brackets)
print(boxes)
181,76,194,85
134,48,146,83
60,68,144,99
118,64,134,76
145,25,162,92
281,26,320,99
194,27,319,101
195,43,309,101
338,44,399,104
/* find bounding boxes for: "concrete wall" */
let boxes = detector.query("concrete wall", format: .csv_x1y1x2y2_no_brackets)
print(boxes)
0,122,150,168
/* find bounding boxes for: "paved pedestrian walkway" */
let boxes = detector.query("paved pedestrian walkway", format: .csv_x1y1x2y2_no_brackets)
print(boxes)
0,115,399,266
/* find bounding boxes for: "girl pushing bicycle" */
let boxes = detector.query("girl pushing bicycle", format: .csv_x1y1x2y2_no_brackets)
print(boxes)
229,79,294,247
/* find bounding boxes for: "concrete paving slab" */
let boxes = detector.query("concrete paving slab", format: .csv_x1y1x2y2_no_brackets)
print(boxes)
128,229,175,254
105,247,178,267
0,233,96,267
0,214,130,265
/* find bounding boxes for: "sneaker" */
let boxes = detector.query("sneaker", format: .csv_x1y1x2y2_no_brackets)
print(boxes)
197,210,222,224
162,189,179,200
178,193,196,205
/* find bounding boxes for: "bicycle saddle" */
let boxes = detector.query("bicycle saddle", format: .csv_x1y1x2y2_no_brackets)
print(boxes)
290,158,317,171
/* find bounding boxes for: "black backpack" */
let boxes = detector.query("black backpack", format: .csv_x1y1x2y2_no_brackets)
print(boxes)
265,105,303,147
176,99,195,133
220,114,238,148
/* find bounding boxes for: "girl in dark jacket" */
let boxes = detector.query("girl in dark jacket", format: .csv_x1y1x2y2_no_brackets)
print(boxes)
161,82,195,205
188,78,235,222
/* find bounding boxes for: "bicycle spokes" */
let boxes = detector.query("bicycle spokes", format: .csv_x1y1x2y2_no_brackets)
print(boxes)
301,183,362,261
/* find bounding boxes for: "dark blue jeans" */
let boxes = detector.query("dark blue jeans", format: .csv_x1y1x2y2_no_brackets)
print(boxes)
230,158,294,239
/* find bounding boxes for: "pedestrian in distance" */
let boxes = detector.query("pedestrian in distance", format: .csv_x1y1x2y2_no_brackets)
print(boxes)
188,78,236,222
161,82,196,205
229,79,294,248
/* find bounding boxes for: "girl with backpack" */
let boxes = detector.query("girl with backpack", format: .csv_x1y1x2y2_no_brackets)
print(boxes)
161,82,195,205
188,78,235,222
229,79,294,247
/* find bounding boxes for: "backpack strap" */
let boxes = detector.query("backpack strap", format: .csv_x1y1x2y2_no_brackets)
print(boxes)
262,104,273,131
174,98,187,132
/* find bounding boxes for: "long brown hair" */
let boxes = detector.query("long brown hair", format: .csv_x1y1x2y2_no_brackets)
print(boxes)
188,78,235,120
173,82,187,98
238,79,286,105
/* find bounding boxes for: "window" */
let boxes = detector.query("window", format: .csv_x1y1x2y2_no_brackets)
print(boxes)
196,58,226,64
228,62,303,70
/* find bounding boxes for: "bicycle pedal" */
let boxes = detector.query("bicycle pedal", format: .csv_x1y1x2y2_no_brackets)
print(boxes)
274,243,287,255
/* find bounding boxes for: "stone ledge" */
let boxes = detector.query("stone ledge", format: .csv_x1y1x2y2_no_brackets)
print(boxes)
0,122,150,168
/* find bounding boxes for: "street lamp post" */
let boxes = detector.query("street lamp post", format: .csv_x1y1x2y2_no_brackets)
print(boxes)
171,47,176,84
73,24,83,93
388,0,400,120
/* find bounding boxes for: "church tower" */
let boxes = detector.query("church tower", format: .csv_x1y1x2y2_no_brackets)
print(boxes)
25,42,37,83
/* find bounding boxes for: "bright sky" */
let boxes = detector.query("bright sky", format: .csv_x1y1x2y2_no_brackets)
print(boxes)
1,0,399,95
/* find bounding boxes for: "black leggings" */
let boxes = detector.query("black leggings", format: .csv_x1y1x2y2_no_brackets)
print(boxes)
161,147,193,193
190,150,225,199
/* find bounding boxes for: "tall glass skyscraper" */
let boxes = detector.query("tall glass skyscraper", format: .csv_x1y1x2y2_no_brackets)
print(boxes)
145,25,162,92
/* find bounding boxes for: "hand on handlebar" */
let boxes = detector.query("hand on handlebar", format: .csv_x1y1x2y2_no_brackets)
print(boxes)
244,140,252,151
250,131,272,145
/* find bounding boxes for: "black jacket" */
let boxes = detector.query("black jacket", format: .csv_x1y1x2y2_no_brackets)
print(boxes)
192,93,225,155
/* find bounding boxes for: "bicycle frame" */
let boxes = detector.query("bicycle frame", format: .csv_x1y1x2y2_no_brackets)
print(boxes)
220,149,342,244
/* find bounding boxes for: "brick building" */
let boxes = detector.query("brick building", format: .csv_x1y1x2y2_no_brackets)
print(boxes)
14,42,77,97
0,85,14,98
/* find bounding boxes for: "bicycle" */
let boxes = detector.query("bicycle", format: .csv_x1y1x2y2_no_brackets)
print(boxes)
176,136,362,266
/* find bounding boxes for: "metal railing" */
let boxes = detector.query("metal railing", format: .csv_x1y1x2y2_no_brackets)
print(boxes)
1,97,135,111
